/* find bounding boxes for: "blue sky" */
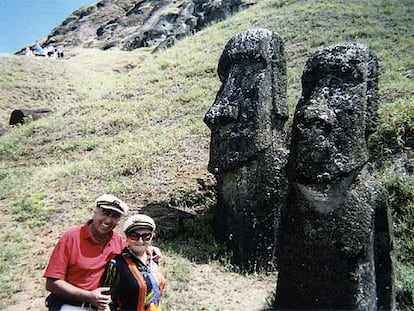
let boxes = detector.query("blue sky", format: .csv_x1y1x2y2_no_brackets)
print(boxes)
0,0,96,54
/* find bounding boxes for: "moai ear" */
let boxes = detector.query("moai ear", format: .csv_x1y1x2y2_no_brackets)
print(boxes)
365,48,379,136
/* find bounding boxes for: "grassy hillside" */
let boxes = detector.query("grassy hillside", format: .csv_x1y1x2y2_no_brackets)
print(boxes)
0,0,413,310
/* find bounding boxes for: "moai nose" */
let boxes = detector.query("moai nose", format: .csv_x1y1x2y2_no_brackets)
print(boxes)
204,97,239,128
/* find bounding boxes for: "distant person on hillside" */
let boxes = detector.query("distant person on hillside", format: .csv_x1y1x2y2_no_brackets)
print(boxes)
43,194,161,311
24,46,33,56
56,45,65,58
100,214,166,311
46,45,55,58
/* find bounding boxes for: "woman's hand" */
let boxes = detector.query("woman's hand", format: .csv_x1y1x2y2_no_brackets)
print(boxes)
150,245,162,263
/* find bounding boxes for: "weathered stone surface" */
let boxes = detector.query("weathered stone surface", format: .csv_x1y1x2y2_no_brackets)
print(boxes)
19,0,258,53
275,42,395,310
204,28,288,271
289,43,379,184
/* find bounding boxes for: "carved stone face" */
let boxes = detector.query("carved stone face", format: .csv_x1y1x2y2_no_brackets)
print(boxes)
290,43,373,182
204,28,287,174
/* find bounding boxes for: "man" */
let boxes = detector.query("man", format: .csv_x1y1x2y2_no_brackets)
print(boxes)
44,194,159,310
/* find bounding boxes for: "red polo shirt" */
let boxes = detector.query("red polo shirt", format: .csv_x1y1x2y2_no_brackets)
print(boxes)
44,221,126,290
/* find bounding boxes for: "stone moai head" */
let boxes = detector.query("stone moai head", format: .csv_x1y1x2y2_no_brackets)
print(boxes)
289,42,378,183
204,28,287,174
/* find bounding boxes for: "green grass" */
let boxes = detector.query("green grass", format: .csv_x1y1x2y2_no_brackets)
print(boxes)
0,0,413,309
397,263,414,309
370,98,414,152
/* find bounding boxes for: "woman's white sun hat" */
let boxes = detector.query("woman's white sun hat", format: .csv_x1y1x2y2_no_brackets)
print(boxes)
123,214,156,233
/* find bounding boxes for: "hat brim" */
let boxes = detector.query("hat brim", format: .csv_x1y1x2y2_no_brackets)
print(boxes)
126,224,154,233
100,206,124,215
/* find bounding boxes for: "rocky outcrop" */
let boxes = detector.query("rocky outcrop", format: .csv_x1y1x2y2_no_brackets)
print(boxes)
24,0,258,53
9,108,52,126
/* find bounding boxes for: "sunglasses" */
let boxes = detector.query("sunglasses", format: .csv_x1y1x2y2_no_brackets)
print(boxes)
128,231,153,241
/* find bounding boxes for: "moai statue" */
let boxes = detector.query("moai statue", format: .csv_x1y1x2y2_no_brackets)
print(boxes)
204,28,289,271
275,43,395,310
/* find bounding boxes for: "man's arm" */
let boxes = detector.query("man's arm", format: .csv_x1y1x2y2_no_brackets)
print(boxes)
46,277,110,308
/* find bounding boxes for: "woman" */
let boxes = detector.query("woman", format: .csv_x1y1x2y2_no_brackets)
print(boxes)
101,214,165,311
